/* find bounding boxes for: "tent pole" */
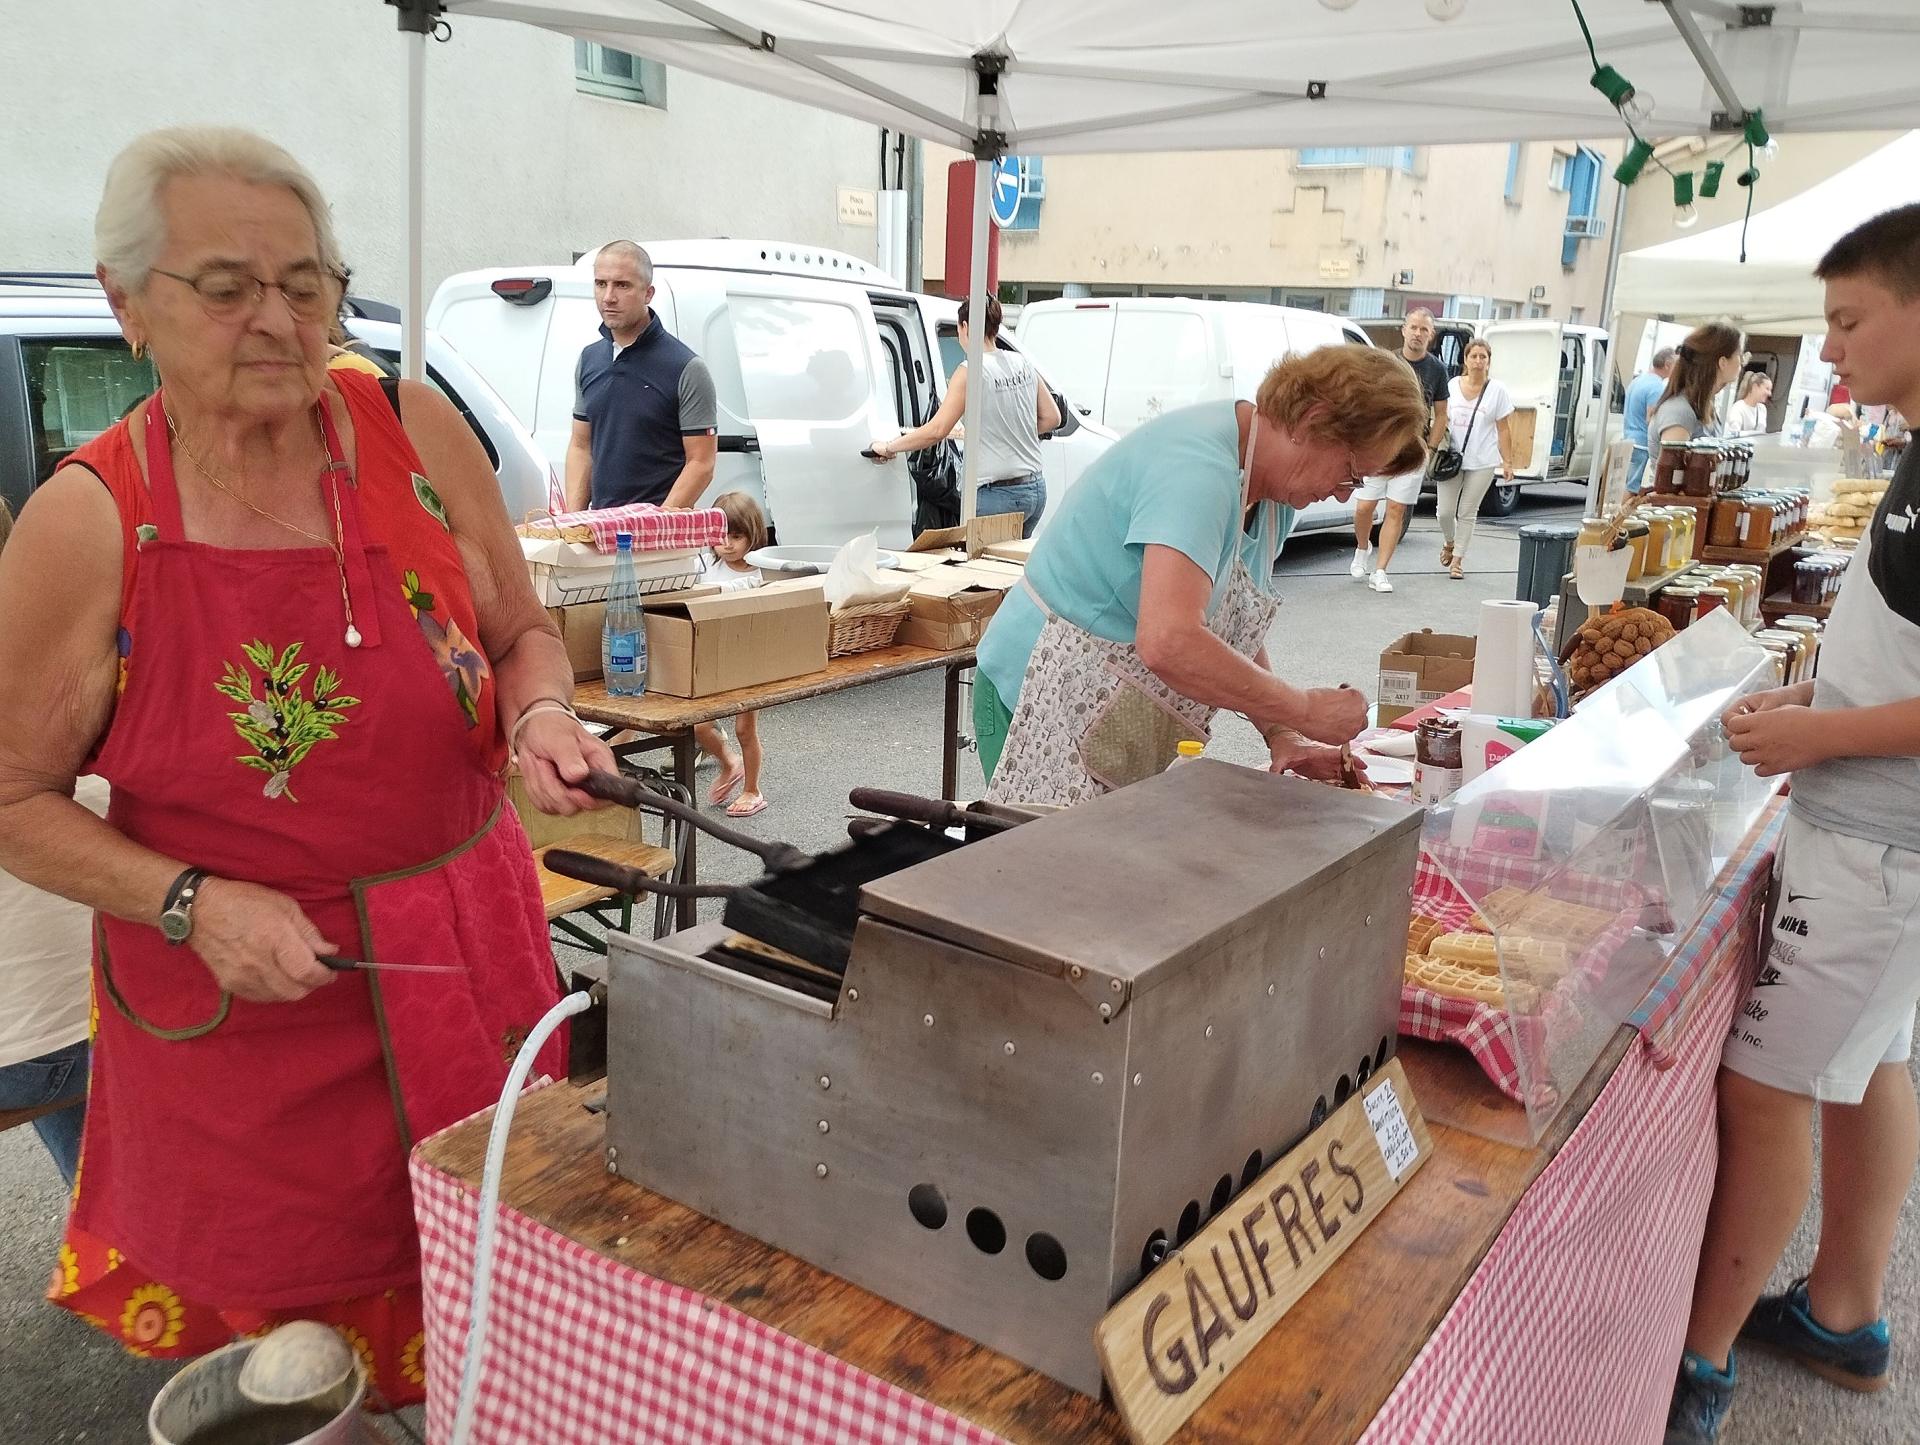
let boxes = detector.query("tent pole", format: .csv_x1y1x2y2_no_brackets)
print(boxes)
1582,177,1632,517
403,28,426,383
959,157,989,526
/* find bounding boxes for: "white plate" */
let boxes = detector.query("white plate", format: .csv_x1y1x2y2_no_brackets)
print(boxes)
747,545,901,572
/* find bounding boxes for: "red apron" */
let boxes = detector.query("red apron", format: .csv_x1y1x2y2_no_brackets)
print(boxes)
50,372,560,1398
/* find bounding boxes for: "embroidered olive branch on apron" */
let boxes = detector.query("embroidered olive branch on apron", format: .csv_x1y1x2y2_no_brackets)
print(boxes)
215,640,361,800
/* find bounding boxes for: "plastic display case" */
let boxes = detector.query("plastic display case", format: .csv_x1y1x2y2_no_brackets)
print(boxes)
1418,608,1782,1144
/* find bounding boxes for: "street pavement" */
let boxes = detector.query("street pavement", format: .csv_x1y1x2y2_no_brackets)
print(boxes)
3,485,1916,1441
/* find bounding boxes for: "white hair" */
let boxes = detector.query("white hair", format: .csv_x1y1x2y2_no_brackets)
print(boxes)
95,126,345,291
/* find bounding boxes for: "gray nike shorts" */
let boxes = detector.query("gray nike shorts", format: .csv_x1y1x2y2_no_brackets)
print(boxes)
1723,811,1920,1103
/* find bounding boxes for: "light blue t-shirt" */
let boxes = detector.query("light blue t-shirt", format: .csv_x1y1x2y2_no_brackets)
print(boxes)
977,401,1294,710
1622,370,1665,449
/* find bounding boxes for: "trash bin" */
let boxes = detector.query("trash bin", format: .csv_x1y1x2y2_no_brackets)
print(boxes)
1516,522,1581,611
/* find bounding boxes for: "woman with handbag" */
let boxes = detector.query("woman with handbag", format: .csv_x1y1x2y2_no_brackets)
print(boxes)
1435,338,1517,580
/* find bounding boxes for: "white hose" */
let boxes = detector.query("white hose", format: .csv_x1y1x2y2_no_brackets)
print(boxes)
448,988,596,1445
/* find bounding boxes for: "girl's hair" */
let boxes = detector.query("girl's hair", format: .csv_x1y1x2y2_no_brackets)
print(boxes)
1659,322,1744,425
1254,344,1428,476
1464,339,1493,365
713,490,768,553
1739,371,1770,400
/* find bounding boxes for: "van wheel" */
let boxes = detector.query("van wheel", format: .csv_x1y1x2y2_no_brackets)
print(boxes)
1485,483,1521,517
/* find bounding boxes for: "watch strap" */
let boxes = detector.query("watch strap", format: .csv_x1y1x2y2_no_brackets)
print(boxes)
161,867,209,943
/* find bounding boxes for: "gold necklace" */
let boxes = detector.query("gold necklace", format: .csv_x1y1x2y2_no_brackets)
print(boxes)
165,410,363,648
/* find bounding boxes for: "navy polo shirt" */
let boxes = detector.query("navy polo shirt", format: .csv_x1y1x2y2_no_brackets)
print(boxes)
574,315,718,508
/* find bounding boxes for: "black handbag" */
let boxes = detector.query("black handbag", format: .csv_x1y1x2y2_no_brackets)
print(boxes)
1430,385,1486,482
909,437,962,535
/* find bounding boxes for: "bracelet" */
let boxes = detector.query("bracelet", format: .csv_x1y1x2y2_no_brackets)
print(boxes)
508,699,580,762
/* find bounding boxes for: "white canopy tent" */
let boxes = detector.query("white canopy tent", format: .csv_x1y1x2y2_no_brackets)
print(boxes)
389,0,1920,511
1614,129,1920,332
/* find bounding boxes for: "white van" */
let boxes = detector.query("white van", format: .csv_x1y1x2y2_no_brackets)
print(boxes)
1013,297,1374,533
1358,318,1621,514
427,242,1115,550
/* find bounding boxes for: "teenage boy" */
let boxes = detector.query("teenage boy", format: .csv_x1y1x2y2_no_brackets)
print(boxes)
1668,202,1920,1442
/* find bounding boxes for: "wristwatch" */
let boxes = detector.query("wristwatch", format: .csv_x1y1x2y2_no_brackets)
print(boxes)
158,867,210,946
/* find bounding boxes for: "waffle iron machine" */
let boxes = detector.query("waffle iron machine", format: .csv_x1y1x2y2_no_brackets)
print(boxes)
581,760,1421,1396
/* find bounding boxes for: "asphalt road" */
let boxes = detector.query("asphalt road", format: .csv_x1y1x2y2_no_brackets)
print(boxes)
3,484,1914,1442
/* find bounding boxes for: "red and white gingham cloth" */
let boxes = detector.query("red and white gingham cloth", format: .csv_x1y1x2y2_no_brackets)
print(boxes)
1361,912,1755,1445
411,1142,1006,1445
543,502,728,554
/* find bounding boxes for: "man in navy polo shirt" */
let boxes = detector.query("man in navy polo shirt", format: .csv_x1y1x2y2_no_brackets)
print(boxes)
565,240,718,511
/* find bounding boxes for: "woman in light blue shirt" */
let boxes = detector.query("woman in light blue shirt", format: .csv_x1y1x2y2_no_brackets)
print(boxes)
978,346,1428,806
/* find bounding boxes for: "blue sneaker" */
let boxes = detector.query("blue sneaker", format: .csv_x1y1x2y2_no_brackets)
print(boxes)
1739,1277,1891,1393
1665,1351,1736,1444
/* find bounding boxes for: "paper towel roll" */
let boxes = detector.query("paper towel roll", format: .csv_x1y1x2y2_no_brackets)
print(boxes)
1471,599,1538,719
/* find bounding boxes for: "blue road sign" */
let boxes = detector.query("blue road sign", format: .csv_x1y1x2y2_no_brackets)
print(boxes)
989,156,1023,229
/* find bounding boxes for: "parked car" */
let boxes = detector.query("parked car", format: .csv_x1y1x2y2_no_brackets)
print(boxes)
1357,317,1622,514
1013,297,1374,535
0,277,553,520
427,241,1118,549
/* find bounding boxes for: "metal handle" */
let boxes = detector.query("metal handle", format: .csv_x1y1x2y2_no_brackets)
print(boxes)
848,787,1019,835
581,770,810,873
543,848,737,902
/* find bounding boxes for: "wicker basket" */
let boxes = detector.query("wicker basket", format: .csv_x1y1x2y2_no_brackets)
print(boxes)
828,597,913,657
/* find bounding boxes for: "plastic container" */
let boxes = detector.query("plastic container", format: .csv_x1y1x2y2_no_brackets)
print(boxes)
602,533,648,696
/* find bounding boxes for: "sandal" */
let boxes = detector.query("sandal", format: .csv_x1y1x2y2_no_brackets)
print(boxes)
1438,541,1453,567
1449,560,1466,580
708,758,744,805
726,793,769,819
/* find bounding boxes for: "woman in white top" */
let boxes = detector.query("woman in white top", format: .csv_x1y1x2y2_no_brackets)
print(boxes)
1727,371,1774,434
869,296,1062,538
1438,338,1517,580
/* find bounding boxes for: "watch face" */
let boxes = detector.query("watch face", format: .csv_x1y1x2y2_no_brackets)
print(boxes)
160,909,190,944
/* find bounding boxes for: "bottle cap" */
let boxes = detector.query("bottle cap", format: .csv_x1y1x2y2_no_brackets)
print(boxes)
616,532,633,551
1176,740,1205,757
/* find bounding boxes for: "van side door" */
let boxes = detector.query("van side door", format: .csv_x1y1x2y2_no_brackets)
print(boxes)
714,276,912,549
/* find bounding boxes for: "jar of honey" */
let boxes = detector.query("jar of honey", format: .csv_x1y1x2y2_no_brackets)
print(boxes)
1623,518,1651,580
1672,507,1699,566
1709,494,1749,548
1776,617,1822,677
1642,510,1673,576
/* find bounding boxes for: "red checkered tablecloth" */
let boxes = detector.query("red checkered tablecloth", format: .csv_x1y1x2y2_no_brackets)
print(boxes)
542,502,728,554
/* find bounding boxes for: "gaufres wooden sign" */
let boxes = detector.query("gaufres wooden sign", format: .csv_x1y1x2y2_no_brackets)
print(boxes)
1095,1059,1433,1445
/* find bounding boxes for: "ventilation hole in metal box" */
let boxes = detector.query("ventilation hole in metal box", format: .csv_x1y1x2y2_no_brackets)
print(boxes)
966,1207,1007,1255
1310,1094,1329,1130
1357,1055,1373,1086
1334,1073,1354,1106
1241,1150,1263,1189
908,1183,947,1231
1209,1174,1233,1215
1377,1036,1392,1070
1176,1200,1200,1243
1141,1230,1170,1273
1026,1232,1068,1282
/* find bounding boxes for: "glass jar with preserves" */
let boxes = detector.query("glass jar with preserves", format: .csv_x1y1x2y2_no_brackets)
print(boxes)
1698,585,1732,617
1712,569,1747,620
1757,629,1804,685
1655,442,1689,495
1623,518,1651,580
1791,557,1825,607
1683,443,1718,498
1672,507,1699,567
1776,617,1822,676
1658,584,1701,630
1709,494,1749,548
1740,494,1776,553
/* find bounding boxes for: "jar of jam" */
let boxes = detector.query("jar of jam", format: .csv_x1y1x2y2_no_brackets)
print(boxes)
1776,617,1822,676
1683,443,1718,498
1698,585,1731,617
1757,629,1805,685
1658,585,1701,630
1741,494,1777,552
1655,442,1689,495
1710,494,1749,548
1623,518,1651,580
1791,557,1825,606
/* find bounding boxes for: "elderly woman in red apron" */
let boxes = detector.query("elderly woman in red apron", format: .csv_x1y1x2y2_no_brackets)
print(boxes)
977,346,1429,805
0,127,613,1404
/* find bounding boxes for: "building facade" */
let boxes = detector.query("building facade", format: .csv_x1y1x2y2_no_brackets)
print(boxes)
921,139,1625,323
0,0,883,301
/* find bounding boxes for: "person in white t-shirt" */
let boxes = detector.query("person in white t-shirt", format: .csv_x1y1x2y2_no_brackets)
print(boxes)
1437,339,1517,580
0,500,107,1187
694,492,773,818
1726,371,1774,434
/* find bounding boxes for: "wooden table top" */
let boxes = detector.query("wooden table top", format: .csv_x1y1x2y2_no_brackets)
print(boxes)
573,644,977,732
419,1030,1630,1445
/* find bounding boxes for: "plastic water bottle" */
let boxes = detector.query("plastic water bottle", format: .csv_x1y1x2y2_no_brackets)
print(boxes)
602,533,647,696
1167,740,1205,769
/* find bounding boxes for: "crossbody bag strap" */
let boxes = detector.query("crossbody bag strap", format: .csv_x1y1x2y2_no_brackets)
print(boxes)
1458,385,1487,450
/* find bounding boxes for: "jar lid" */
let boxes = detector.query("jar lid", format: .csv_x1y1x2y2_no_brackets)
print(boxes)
1624,519,1650,536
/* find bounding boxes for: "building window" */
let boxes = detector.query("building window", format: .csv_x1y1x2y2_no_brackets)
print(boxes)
1451,297,1486,320
1504,143,1525,205
1548,151,1572,193
1297,146,1417,174
1570,307,1585,324
1527,303,1550,319
1494,302,1518,320
575,40,666,108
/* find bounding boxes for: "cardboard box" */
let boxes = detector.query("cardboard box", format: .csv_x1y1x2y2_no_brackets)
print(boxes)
520,535,704,607
984,537,1034,565
909,511,1024,557
897,560,1025,651
640,578,829,698
1378,630,1476,725
547,603,608,683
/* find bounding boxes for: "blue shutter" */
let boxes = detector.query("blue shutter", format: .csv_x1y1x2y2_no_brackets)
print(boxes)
1505,143,1523,203
1561,147,1601,267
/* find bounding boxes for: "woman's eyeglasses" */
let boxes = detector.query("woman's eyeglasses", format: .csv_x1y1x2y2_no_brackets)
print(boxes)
150,265,346,323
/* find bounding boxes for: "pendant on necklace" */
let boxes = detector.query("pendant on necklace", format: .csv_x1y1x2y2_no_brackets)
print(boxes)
345,624,363,649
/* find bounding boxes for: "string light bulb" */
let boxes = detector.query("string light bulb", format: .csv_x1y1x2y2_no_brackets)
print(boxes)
1673,172,1700,229
1614,139,1655,185
1743,111,1779,167
1700,161,1725,199
1589,64,1655,126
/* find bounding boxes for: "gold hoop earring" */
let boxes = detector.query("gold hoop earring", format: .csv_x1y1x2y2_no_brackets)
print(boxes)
129,339,145,361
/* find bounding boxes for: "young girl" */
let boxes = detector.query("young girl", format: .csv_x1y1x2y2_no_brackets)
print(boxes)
696,492,770,817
